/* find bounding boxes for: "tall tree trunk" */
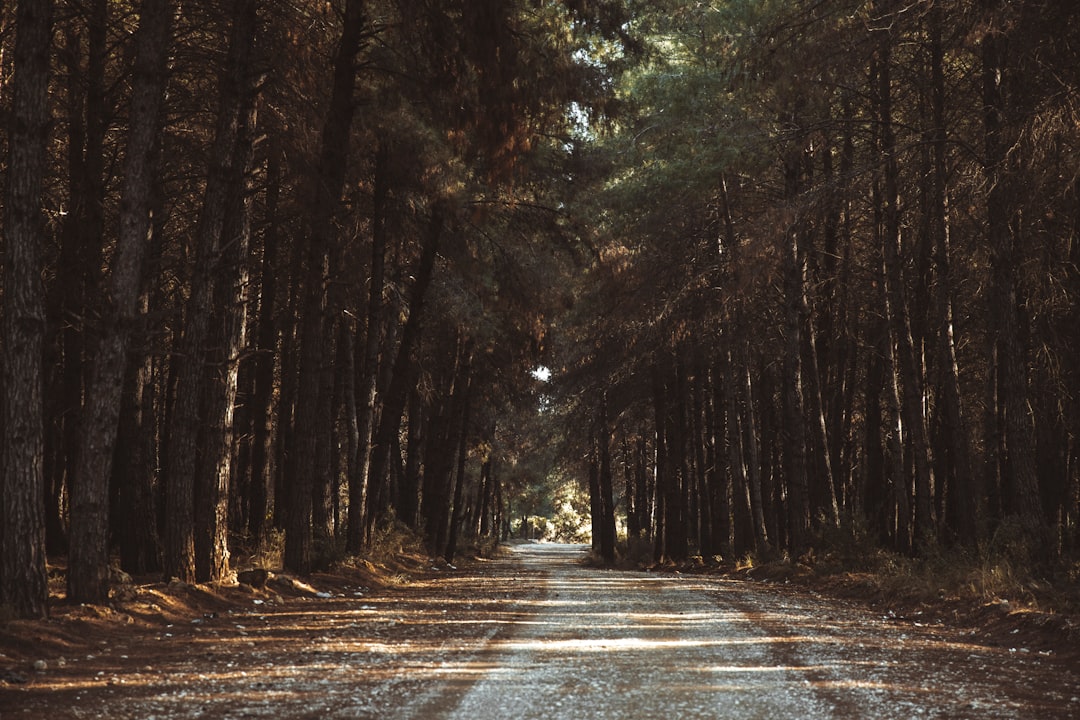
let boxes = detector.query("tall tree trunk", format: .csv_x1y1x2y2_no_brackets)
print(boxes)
444,364,473,564
478,448,494,538
875,0,936,546
246,148,282,547
422,348,466,556
664,359,689,562
422,388,454,552
691,362,713,557
365,208,443,541
623,436,640,540
68,0,172,603
339,319,360,533
597,393,617,564
165,0,259,583
285,0,367,575
588,431,601,554
197,109,257,581
110,88,169,579
980,0,1048,550
715,358,737,558
739,349,769,556
927,3,978,544
805,312,841,530
1,0,52,619
651,364,668,562
310,310,340,566
781,134,811,554
113,318,161,575
348,144,389,552
636,434,651,542
398,389,424,529
863,319,888,543
49,0,107,554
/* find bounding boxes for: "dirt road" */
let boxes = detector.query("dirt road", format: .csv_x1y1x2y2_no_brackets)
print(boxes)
442,544,1079,719
3,542,1078,718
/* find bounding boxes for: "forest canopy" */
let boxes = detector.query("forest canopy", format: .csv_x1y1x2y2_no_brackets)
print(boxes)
2,0,1079,620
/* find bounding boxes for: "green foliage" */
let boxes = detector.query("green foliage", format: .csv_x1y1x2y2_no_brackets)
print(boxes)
545,481,593,542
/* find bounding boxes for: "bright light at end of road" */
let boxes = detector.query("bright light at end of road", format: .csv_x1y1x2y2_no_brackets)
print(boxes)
532,366,551,382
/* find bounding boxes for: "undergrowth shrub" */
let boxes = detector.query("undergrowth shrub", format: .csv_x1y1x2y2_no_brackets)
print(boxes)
366,518,427,562
614,535,654,569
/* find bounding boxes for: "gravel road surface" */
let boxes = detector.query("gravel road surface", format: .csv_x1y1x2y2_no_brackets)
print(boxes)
435,543,1078,719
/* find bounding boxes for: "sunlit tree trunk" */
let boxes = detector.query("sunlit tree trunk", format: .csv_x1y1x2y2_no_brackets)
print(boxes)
165,0,259,583
636,435,651,543
623,436,640,540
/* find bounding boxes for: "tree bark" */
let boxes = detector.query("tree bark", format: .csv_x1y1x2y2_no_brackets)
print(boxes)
164,0,259,583
636,435,651,542
739,349,769,556
49,0,107,554
444,364,473,564
245,148,282,547
597,393,617,564
875,0,936,546
1,0,52,619
623,436,640,540
347,144,389,552
781,137,811,554
664,360,689,562
398,389,424,529
651,365,668,562
477,448,494,538
927,3,978,543
691,361,713,557
285,0,367,575
365,207,444,541
113,303,162,575
422,385,455,552
68,0,172,603
588,430,602,554
980,0,1048,550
